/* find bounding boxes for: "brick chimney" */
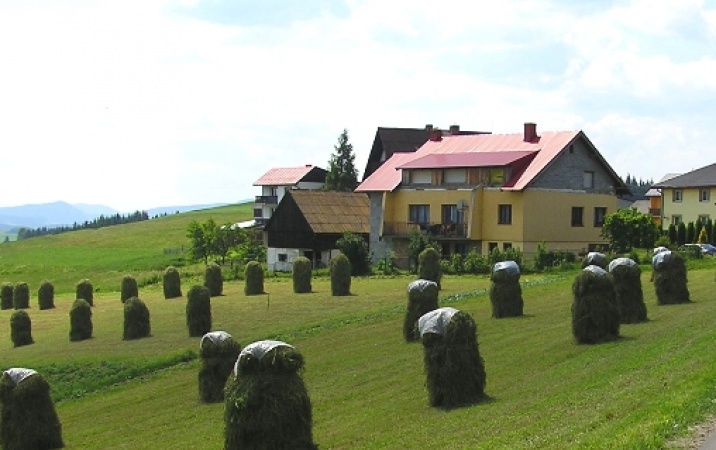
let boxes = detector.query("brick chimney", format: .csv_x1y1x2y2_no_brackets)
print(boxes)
449,124,460,135
425,124,433,132
524,122,537,142
429,128,443,142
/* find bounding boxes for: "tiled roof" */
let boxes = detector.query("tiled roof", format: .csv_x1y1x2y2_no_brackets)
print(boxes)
652,163,716,189
290,190,370,234
253,165,324,186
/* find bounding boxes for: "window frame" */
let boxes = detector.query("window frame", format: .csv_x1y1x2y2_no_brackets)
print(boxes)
498,204,512,225
673,189,683,203
409,204,430,225
700,188,710,203
672,215,683,226
571,207,584,227
594,207,607,227
583,171,594,189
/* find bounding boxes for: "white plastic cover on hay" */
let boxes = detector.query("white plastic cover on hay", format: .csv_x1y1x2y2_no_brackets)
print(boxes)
418,307,459,337
583,265,608,277
652,250,672,270
493,260,520,278
653,246,669,255
608,257,636,272
234,340,294,375
407,279,438,294
585,252,607,266
200,330,232,350
3,368,37,385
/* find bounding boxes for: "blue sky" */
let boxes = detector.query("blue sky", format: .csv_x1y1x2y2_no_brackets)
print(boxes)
1,0,715,211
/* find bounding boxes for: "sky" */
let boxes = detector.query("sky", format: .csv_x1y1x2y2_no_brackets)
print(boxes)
1,0,716,212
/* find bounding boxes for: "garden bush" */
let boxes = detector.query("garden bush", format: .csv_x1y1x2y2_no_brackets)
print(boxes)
123,297,151,340
37,280,55,310
224,340,316,449
653,250,691,305
120,275,139,303
0,283,13,310
330,253,352,296
69,298,93,342
204,263,223,296
571,266,620,344
10,310,33,347
244,261,264,296
608,258,647,324
292,256,312,294
489,261,523,318
198,331,241,403
403,279,439,342
419,307,486,408
12,282,30,309
418,247,442,289
76,279,94,306
186,285,212,337
0,369,64,450
163,266,182,299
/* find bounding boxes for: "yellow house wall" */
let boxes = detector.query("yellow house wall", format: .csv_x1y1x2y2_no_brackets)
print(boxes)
661,187,715,229
384,189,475,224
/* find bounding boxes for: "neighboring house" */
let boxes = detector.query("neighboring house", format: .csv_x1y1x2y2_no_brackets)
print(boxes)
651,163,716,230
263,190,370,271
362,124,488,181
252,165,327,228
355,123,630,267
644,173,681,227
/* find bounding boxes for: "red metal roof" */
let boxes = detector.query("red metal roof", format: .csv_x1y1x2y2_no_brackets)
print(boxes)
354,153,417,193
396,151,536,170
253,165,321,186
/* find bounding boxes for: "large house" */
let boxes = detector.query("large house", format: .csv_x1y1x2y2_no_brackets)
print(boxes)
252,165,327,228
263,190,370,271
644,173,681,227
650,162,716,229
355,123,630,267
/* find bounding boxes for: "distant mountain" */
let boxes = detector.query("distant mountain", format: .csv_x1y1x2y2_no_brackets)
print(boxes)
0,201,234,229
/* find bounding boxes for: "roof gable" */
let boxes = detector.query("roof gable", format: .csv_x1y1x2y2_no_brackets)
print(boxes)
265,190,370,234
253,165,327,186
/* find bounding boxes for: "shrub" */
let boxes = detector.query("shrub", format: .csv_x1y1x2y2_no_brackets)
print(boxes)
198,331,241,403
489,261,523,318
403,280,439,342
463,251,490,274
12,282,30,309
244,261,265,296
418,247,442,289
204,263,223,296
330,253,352,296
608,258,647,324
419,308,486,408
186,285,212,337
123,297,151,340
0,369,64,450
336,231,371,276
224,341,316,449
10,310,33,347
163,266,182,299
653,250,691,305
76,279,94,306
37,280,55,310
292,257,312,294
571,267,620,344
120,275,139,303
69,298,93,342
0,283,13,310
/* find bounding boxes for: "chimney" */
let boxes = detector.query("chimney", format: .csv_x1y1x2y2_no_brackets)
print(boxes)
425,124,433,132
429,128,442,142
449,124,460,135
524,122,537,142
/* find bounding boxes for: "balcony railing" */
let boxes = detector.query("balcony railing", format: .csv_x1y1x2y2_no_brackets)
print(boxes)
648,208,661,216
255,195,278,205
383,221,467,238
254,217,269,227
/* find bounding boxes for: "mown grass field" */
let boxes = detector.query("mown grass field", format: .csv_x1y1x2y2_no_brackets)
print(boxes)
1,205,716,448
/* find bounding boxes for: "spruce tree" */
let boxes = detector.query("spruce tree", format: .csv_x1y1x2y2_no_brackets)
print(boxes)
325,129,358,192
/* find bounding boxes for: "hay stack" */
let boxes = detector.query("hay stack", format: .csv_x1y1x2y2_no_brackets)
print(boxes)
330,253,351,296
0,283,13,310
123,297,151,340
489,260,523,318
652,250,691,305
186,285,212,337
76,279,93,306
69,299,93,342
199,331,241,403
581,252,608,270
418,247,442,289
608,258,647,323
244,261,264,296
0,368,63,450
120,275,139,303
163,266,182,299
571,265,620,344
13,282,30,310
292,257,312,294
10,310,33,347
224,340,316,449
204,263,223,296
403,279,439,342
419,307,486,408
38,280,55,310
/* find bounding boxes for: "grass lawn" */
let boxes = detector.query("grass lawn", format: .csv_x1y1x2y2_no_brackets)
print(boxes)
2,268,716,448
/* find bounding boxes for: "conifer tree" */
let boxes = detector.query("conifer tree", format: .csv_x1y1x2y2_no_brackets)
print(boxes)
325,129,359,192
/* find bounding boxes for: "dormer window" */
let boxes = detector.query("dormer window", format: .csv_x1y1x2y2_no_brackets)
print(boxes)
444,168,466,184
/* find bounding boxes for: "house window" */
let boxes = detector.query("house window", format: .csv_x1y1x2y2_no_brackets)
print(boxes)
673,190,683,202
594,207,607,227
278,253,288,262
488,242,498,252
444,168,466,184
571,207,584,227
698,215,710,225
700,189,710,202
498,204,512,225
271,187,278,197
503,242,512,250
489,169,505,186
455,243,468,255
583,171,594,189
253,208,262,218
441,204,463,225
409,204,430,225
672,215,682,226
411,170,432,184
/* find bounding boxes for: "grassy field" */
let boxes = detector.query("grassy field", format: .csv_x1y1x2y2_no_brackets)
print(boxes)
0,267,715,448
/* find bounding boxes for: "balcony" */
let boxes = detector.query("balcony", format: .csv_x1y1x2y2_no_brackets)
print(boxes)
383,221,467,238
255,195,278,205
254,217,269,227
648,208,661,216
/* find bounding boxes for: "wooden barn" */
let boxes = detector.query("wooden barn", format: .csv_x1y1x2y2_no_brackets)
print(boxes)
263,190,370,271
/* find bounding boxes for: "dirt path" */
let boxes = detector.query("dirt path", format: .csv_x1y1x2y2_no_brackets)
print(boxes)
667,416,716,449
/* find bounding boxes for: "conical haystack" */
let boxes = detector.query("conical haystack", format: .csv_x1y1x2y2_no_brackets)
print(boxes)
652,250,691,305
198,331,241,403
489,260,523,318
403,279,439,342
571,265,620,344
608,257,647,323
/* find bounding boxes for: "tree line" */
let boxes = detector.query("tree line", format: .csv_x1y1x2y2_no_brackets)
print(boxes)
16,211,150,240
